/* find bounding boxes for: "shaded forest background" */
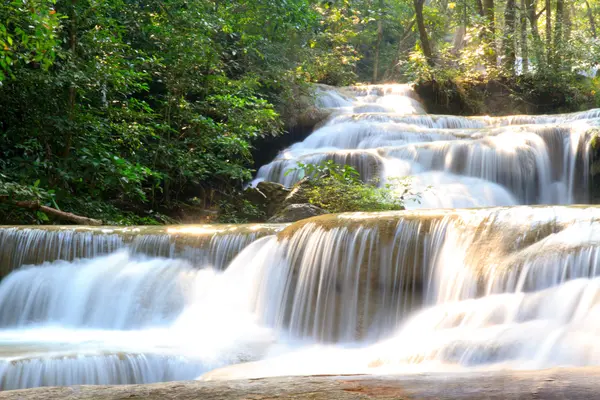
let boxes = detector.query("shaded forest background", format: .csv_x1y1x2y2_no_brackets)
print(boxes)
1,0,600,224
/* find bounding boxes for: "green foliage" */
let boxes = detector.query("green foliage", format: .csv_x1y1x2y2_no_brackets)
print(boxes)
298,1,361,85
286,161,419,213
3,0,600,226
217,195,266,224
0,0,61,81
0,0,365,225
389,0,600,99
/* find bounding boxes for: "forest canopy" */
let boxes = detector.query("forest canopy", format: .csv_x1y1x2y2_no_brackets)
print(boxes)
1,0,599,224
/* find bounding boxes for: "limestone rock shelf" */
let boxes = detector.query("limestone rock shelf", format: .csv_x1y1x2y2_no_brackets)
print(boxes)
1,368,600,399
0,224,287,273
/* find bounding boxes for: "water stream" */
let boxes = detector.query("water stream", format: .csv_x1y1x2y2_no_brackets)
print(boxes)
255,85,598,207
2,85,600,389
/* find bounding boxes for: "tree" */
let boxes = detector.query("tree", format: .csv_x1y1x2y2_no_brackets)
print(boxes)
585,0,597,38
520,0,529,73
0,0,369,224
554,0,564,66
546,0,552,64
373,0,386,82
483,0,497,66
503,0,517,73
414,0,435,65
0,0,60,81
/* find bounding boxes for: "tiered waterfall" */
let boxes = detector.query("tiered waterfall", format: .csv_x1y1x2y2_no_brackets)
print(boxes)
2,85,600,389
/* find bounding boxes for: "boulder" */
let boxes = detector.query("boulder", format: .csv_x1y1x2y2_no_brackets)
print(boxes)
244,181,291,219
283,177,312,206
268,204,328,223
295,106,333,130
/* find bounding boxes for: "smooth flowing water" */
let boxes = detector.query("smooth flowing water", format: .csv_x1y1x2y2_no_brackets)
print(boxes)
255,85,599,207
2,85,600,390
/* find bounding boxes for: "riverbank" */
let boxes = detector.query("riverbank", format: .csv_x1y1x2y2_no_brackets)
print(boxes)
2,368,600,399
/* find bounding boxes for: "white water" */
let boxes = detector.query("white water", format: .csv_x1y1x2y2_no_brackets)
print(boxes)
0,248,277,389
0,224,283,271
1,207,600,387
201,207,600,380
3,85,600,389
254,85,599,208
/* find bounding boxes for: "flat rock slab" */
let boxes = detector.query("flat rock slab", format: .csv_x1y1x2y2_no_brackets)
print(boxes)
2,368,600,399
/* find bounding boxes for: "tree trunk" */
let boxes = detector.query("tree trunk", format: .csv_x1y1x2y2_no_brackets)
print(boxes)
586,0,597,38
452,25,467,55
476,0,485,16
554,0,563,66
372,0,385,83
520,0,529,73
545,0,552,65
483,0,497,67
63,0,78,158
565,2,573,41
385,19,416,80
414,0,434,65
11,201,102,225
525,0,544,67
503,0,517,74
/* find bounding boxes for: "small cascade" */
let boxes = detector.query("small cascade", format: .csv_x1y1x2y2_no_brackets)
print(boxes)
0,252,200,329
254,84,599,208
248,214,442,343
0,243,277,389
199,206,600,381
0,352,201,390
0,224,285,274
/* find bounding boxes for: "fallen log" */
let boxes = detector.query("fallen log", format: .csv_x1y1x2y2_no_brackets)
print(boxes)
2,368,600,399
12,201,102,226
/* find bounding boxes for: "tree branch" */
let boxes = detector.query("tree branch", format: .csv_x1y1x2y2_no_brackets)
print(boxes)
12,201,102,225
536,6,546,19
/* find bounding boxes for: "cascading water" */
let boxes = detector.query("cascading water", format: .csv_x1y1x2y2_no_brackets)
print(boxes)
3,85,600,390
254,84,599,208
0,225,285,389
202,206,600,380
0,224,282,273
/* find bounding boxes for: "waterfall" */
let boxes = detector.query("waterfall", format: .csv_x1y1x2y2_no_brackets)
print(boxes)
0,224,285,274
254,84,599,208
3,84,600,390
0,242,279,389
3,207,600,387
201,206,600,380
0,351,201,390
0,252,201,329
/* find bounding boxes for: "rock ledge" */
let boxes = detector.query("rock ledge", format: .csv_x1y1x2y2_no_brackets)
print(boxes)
3,368,600,399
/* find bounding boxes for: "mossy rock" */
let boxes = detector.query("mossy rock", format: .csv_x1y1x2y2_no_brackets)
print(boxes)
268,204,328,223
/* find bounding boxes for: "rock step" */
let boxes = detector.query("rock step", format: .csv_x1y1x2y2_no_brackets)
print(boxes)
2,368,600,399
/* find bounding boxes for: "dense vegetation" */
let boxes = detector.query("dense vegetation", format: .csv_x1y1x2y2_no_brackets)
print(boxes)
286,161,416,213
1,0,600,224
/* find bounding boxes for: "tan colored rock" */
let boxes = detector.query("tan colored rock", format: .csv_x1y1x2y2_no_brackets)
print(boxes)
3,368,600,399
283,177,312,206
244,181,291,219
268,204,328,223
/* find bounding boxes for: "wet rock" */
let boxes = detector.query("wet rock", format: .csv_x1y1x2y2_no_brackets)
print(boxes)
295,106,333,130
4,368,600,399
244,182,291,219
268,204,328,223
283,177,312,206
256,181,290,201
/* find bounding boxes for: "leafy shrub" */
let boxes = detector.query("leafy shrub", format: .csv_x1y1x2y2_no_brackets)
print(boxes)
217,194,266,224
285,161,420,213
